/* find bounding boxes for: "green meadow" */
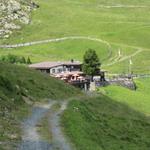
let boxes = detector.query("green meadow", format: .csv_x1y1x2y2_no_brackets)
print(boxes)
0,0,150,73
62,78,150,150
0,1,150,149
99,78,150,116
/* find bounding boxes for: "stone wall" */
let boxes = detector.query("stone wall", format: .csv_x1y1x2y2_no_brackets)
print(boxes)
96,78,136,90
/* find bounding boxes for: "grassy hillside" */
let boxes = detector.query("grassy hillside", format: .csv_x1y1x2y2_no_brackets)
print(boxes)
98,78,150,116
0,62,79,100
0,0,150,73
0,1,149,148
62,95,150,150
62,78,150,150
0,62,80,149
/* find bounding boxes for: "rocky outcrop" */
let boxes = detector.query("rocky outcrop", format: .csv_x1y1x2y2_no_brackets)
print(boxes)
0,0,38,38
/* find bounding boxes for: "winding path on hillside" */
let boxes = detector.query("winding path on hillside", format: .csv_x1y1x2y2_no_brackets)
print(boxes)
0,36,148,66
18,100,73,150
97,5,149,8
0,36,111,48
103,49,143,67
69,1,149,8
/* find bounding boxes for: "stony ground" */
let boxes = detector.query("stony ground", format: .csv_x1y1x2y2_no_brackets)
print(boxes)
18,100,73,150
0,0,38,38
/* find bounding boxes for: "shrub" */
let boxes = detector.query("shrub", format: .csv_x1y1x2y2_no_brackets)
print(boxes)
0,54,32,64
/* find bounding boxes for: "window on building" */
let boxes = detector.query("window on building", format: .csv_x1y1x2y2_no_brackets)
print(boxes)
46,69,50,73
63,68,66,72
52,69,55,73
57,68,63,73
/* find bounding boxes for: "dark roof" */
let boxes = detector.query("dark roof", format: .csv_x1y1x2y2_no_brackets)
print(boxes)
29,61,82,69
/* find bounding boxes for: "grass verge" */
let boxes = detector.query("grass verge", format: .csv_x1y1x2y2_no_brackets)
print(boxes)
62,95,150,150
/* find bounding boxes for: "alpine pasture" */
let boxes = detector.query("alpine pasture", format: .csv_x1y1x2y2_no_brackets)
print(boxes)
0,0,150,74
0,1,150,149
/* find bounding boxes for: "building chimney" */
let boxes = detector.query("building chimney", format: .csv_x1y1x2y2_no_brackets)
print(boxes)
71,59,74,63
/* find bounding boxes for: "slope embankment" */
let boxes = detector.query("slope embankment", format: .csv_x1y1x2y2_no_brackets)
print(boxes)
0,62,80,150
62,95,150,150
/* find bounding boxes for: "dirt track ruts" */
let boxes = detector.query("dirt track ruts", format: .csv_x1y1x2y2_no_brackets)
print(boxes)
18,101,73,150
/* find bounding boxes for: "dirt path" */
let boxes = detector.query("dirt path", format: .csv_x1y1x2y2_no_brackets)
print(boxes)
98,5,149,8
18,102,55,150
0,35,148,66
0,36,111,48
103,49,143,67
69,1,149,8
50,101,73,150
18,101,73,150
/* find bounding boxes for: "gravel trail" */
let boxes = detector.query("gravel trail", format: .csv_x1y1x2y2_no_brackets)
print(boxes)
0,36,111,48
50,101,73,150
18,102,55,150
103,49,142,67
18,101,73,150
0,35,146,66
